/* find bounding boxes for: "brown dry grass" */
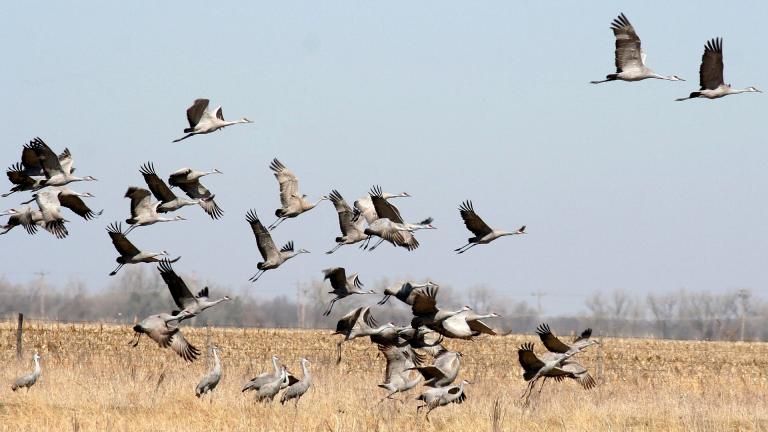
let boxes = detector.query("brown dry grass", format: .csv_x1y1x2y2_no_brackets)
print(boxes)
1,320,768,431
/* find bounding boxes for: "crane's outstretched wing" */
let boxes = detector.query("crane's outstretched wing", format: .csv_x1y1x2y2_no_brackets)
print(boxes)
370,185,403,223
186,99,210,128
269,158,300,209
168,168,193,187
699,38,724,90
176,180,223,219
611,13,643,73
323,267,348,290
535,323,572,354
140,162,177,203
246,210,278,261
411,285,439,316
517,342,545,380
458,200,492,237
157,259,196,309
58,192,102,220
27,137,65,178
329,190,360,235
107,222,140,256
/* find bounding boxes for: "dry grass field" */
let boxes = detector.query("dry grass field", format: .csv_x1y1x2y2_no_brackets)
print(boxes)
1,320,768,432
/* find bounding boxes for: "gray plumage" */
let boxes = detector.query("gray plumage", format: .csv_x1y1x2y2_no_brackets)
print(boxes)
377,344,422,402
106,222,180,276
11,352,41,392
455,200,526,254
196,345,222,397
280,358,312,405
172,98,252,142
130,312,200,362
416,379,469,419
267,158,328,230
326,190,369,254
322,267,374,316
676,38,761,101
157,259,230,321
409,347,462,388
242,355,281,392
256,366,288,403
246,209,309,282
536,323,599,356
167,167,224,219
139,162,203,213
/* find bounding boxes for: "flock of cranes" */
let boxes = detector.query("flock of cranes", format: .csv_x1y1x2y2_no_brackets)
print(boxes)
4,11,762,418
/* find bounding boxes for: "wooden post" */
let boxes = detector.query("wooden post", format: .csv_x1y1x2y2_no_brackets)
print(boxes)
16,313,24,360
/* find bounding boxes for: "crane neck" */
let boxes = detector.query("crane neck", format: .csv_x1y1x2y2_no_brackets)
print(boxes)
33,357,41,375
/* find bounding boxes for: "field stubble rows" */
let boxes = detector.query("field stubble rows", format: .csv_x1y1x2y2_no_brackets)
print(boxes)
1,321,767,431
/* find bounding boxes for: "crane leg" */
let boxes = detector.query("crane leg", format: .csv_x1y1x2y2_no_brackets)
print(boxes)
336,341,344,364
268,217,286,230
325,243,343,254
109,263,125,276
368,238,385,251
456,244,478,254
454,242,471,252
172,133,195,143
1,190,16,198
323,298,338,316
249,270,265,282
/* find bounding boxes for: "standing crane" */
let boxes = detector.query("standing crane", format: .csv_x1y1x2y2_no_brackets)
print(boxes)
280,358,312,406
172,98,252,142
106,222,180,276
242,355,283,393
139,163,206,213
124,187,186,234
245,210,309,282
157,259,230,320
455,200,525,254
326,190,368,254
591,13,684,84
11,352,41,392
25,138,97,188
130,312,200,362
267,158,328,230
196,345,222,398
676,38,761,101
322,267,375,316
168,167,224,219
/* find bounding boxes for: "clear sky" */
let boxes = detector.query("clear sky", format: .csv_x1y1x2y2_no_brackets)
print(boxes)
2,1,766,315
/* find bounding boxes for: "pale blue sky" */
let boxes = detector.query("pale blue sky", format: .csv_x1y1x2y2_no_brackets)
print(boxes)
2,1,766,315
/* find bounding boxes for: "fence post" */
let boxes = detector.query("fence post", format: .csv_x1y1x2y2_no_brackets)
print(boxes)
16,313,24,360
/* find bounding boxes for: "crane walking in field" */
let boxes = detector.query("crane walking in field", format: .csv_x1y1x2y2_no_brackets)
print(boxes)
246,209,309,282
11,352,41,392
157,259,230,320
676,38,761,101
322,267,375,316
196,345,222,399
455,200,525,254
106,222,180,275
130,312,200,362
242,355,284,393
591,13,684,84
267,158,328,230
173,98,252,142
280,358,312,406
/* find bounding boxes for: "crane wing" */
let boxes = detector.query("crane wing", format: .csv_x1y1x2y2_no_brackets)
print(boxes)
468,319,497,335
573,328,592,343
560,361,597,389
269,158,300,209
535,323,572,354
58,148,74,175
124,187,154,218
157,259,196,309
139,162,177,202
329,190,358,235
6,163,37,187
168,330,200,362
517,342,545,378
214,106,224,120
167,168,193,187
610,13,644,72
411,285,439,316
458,200,492,237
106,222,140,256
186,99,210,128
27,137,64,178
177,180,223,219
21,146,43,175
246,210,278,261
322,267,348,290
58,192,101,220
369,185,403,223
699,38,724,90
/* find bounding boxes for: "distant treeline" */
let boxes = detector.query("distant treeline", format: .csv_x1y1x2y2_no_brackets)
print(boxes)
1,268,766,341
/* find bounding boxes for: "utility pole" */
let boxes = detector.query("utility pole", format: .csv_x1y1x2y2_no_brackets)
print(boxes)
34,271,49,319
738,289,749,342
530,289,547,317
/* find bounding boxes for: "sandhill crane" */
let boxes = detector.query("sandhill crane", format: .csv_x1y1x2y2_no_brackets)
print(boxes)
267,159,328,230
3,163,44,197
173,98,252,142
416,379,470,420
377,280,439,306
676,38,761,101
11,352,41,392
455,200,525,254
536,324,598,355
407,285,472,329
322,267,375,316
246,209,309,282
353,190,411,224
139,163,205,213
333,306,395,363
106,222,180,276
25,138,96,188
157,259,230,320
196,345,222,398
377,344,423,403
124,187,186,234
242,355,293,393
21,187,101,224
26,190,69,239
409,348,462,388
362,185,427,251
1,207,47,236
13,139,74,178
395,326,445,354
326,190,368,254
517,342,596,404
255,366,289,403
435,310,501,340
280,358,312,406
130,312,200,362
591,13,684,84
168,168,223,219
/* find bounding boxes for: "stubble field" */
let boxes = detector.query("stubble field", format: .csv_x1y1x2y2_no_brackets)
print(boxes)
1,320,767,432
